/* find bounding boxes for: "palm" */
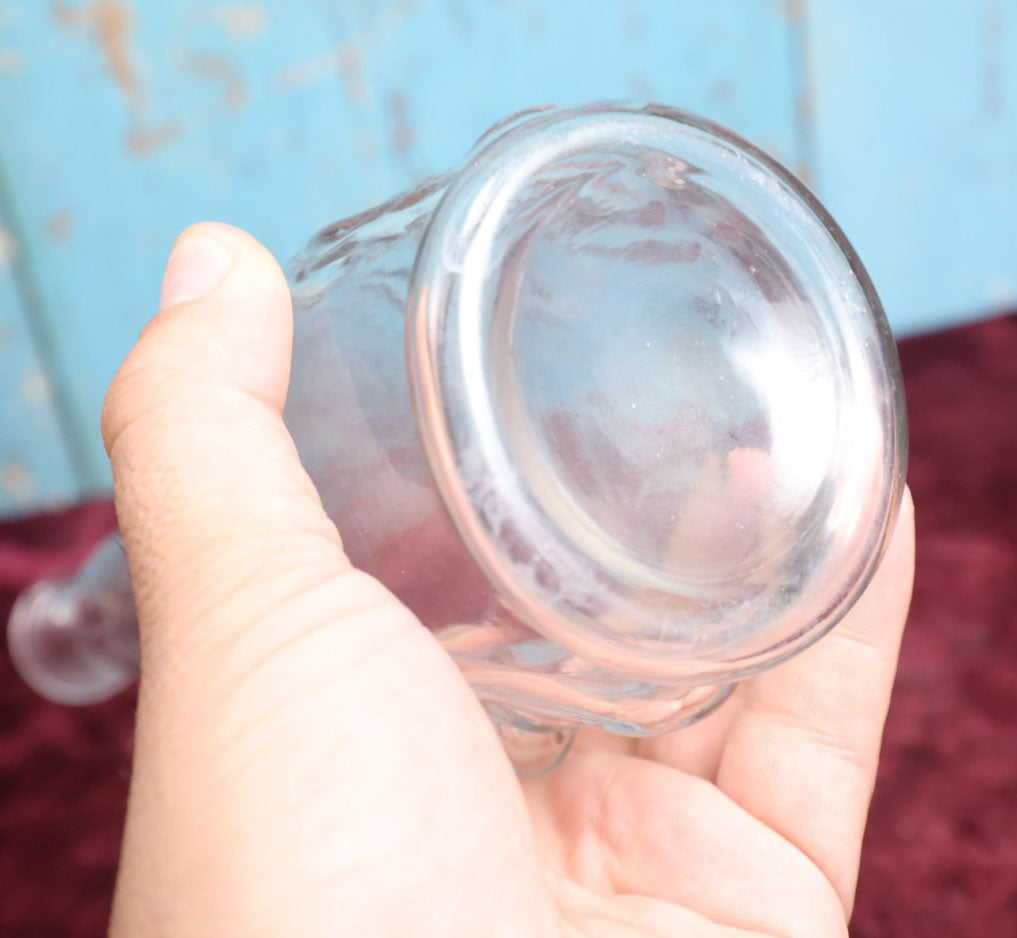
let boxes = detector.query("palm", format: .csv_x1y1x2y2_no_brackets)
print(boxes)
519,698,851,936
446,499,913,937
109,423,913,938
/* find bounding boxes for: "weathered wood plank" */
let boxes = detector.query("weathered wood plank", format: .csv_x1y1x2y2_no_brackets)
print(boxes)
0,0,368,496
324,0,801,184
0,211,80,514
803,0,1017,333
0,0,798,512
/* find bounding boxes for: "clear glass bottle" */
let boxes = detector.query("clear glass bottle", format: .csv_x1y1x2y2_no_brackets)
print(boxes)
8,103,907,749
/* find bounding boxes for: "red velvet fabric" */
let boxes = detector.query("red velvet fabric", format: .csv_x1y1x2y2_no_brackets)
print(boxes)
853,314,1017,936
2,315,1016,936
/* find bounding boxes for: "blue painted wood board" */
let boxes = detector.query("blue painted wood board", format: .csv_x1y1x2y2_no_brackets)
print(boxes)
805,0,1017,334
0,210,79,513
0,0,798,511
0,0,1014,514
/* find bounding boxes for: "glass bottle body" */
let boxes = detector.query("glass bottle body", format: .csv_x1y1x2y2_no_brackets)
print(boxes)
8,103,907,741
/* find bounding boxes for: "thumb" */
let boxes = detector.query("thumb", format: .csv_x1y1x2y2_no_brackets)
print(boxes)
103,221,427,704
105,224,543,937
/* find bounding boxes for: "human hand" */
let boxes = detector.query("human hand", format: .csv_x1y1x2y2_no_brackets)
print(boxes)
106,224,915,937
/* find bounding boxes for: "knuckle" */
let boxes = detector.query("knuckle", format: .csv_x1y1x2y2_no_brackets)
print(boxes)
101,313,204,457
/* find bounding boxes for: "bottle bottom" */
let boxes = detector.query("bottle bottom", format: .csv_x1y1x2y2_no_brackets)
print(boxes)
7,581,138,705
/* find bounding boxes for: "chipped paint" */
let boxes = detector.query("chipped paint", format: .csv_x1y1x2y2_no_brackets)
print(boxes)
0,47,22,74
448,0,472,38
45,210,73,241
712,78,734,103
275,43,364,101
220,4,266,38
621,9,641,40
522,4,545,37
1,462,34,500
54,1,141,104
388,92,413,154
982,0,1005,118
627,72,652,101
0,227,17,265
987,275,1016,306
782,0,805,22
338,42,365,105
796,86,815,127
53,1,185,155
186,53,247,110
351,0,423,45
355,129,375,159
275,48,337,92
125,119,181,154
19,369,51,404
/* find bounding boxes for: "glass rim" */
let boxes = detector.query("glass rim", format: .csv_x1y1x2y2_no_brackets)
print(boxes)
406,100,908,684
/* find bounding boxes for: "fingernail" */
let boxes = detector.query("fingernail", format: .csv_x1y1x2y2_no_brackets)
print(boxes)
159,232,233,309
